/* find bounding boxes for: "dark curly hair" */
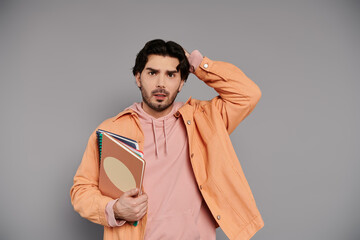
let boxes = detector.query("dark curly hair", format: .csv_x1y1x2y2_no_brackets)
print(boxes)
132,39,190,81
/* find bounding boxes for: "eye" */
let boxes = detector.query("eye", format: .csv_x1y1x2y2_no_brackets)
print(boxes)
148,71,156,76
168,73,175,78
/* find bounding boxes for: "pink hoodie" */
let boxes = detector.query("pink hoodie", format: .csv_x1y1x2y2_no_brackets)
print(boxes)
105,50,216,239
128,102,216,239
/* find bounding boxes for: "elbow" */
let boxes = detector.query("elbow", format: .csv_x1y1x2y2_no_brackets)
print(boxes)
70,185,79,211
70,183,84,213
70,187,87,218
249,84,262,108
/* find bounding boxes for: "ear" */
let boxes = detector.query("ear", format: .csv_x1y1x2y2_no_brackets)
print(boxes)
135,73,141,88
178,79,185,92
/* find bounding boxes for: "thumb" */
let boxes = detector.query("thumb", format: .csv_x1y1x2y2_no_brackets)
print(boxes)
124,188,139,197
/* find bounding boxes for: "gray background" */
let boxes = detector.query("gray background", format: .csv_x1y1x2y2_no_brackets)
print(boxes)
0,0,359,239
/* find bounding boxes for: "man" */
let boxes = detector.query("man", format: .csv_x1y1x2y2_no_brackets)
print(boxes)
70,39,264,239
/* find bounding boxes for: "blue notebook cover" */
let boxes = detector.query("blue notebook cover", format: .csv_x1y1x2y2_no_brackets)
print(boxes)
96,129,138,149
96,129,140,161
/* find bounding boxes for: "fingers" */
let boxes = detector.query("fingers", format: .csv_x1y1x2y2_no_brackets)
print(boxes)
123,196,148,221
124,188,139,197
122,190,147,207
128,193,147,209
136,192,148,203
136,198,148,210
114,191,148,221
136,205,147,220
133,201,148,220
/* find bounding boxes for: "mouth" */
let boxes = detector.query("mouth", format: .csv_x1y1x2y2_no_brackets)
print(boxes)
153,93,167,101
152,90,168,101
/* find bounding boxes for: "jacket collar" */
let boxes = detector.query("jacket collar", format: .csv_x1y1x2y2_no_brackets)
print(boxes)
112,108,134,122
177,97,193,117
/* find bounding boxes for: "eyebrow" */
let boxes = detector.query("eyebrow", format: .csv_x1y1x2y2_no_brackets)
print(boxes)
145,67,178,74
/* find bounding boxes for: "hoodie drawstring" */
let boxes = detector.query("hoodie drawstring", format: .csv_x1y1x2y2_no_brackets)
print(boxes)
151,118,168,157
164,119,168,154
129,102,181,158
151,118,159,157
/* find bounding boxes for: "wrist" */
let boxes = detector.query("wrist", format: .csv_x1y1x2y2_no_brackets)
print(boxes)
188,50,203,73
106,199,126,227
113,200,122,219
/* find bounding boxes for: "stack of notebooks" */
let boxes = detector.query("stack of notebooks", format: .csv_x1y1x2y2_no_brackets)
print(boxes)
96,129,146,199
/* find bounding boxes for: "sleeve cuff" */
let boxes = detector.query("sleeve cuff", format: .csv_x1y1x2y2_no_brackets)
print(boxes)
188,50,204,73
193,56,214,81
105,199,126,227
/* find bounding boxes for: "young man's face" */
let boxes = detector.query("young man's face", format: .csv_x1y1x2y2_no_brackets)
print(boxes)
135,54,185,118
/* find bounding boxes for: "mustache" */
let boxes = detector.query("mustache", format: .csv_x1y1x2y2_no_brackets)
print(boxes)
151,89,169,95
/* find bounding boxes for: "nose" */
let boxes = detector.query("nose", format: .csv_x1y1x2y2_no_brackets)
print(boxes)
156,74,166,88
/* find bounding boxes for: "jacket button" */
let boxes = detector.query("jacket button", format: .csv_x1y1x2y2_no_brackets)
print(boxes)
203,63,209,69
217,215,221,220
191,153,194,158
187,120,191,125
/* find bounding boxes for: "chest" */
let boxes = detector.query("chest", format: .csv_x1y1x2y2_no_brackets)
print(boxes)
141,117,188,160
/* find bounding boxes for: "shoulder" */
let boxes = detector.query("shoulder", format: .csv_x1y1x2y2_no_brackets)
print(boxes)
96,109,135,131
187,97,219,111
179,98,220,122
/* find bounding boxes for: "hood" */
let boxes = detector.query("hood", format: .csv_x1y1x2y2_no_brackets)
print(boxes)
127,102,184,157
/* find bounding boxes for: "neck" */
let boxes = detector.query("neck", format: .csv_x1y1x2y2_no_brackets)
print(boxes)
141,102,174,119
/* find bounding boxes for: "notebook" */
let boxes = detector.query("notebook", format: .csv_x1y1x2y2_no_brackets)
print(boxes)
98,132,145,199
96,129,142,161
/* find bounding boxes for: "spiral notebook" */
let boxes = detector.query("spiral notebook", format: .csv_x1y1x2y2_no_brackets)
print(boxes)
96,129,142,161
97,131,145,199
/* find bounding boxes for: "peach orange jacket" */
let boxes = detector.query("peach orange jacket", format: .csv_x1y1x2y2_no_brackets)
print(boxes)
70,56,264,240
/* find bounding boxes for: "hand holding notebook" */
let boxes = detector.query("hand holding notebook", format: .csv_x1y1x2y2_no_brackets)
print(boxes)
113,188,148,223
97,131,145,199
97,130,146,225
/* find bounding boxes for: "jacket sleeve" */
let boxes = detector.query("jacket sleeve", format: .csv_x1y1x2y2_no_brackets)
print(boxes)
70,130,113,227
194,56,262,134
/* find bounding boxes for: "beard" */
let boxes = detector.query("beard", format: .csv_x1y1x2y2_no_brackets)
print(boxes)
140,87,179,112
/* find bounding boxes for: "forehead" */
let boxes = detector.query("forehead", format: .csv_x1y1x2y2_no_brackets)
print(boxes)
145,54,179,70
